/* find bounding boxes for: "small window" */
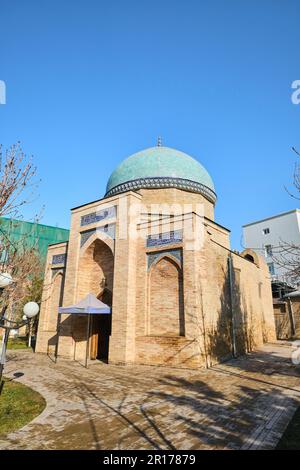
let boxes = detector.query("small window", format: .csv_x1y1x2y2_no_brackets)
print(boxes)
263,228,270,235
267,262,275,275
244,254,255,263
265,244,273,257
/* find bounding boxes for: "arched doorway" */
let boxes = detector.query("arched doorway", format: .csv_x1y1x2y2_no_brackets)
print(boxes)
77,238,114,362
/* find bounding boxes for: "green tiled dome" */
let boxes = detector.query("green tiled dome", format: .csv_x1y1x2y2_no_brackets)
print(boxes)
105,146,216,203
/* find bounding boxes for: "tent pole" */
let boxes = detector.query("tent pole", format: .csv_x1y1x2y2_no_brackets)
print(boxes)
85,314,91,368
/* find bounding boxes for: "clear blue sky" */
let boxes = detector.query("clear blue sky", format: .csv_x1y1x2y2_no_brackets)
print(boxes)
0,0,299,249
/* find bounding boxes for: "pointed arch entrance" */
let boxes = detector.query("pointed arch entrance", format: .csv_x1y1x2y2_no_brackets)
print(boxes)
77,237,114,362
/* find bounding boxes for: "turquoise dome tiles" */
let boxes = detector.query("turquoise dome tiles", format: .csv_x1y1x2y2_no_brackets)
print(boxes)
105,146,216,203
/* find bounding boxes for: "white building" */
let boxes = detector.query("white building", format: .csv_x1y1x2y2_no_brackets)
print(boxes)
243,209,300,285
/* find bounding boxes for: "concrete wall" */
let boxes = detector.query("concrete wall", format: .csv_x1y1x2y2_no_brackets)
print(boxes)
243,209,300,283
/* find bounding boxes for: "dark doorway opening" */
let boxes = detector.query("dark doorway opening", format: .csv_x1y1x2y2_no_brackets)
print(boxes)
91,314,111,363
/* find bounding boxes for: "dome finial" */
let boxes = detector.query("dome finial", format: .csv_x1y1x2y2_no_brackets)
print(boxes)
157,136,162,147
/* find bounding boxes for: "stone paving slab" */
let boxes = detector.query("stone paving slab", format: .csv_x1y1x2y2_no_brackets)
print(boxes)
0,342,300,450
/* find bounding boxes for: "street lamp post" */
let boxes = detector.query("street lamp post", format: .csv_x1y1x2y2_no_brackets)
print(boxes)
23,302,40,348
0,273,40,391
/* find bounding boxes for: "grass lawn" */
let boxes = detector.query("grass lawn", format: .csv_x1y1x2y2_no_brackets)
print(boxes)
0,379,46,435
7,336,30,350
277,407,300,449
0,336,30,350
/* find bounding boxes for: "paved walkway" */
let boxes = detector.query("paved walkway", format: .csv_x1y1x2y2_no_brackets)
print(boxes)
1,343,300,450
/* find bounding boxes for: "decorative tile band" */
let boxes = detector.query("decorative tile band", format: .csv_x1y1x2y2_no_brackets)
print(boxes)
52,253,66,265
147,230,183,248
105,177,217,204
80,224,116,247
99,223,115,240
147,248,182,270
80,229,95,247
81,205,116,227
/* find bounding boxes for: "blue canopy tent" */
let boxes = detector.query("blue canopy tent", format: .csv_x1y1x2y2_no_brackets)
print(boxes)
56,293,111,367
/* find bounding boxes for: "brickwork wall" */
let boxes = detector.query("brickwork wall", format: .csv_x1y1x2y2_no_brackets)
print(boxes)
35,242,67,354
138,187,215,221
36,188,276,369
52,193,120,359
149,256,183,336
47,272,64,331
196,235,276,367
77,239,114,300
108,192,141,364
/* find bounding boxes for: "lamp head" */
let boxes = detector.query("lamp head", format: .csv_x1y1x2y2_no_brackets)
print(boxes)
23,301,39,319
0,272,13,288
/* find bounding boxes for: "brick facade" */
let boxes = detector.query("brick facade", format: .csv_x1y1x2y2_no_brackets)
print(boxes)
36,187,276,368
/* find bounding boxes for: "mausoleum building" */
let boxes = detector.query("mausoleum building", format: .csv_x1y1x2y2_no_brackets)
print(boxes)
36,144,276,368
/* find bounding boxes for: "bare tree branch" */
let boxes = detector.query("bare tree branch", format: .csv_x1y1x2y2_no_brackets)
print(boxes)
273,147,300,285
0,142,40,219
0,143,44,326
